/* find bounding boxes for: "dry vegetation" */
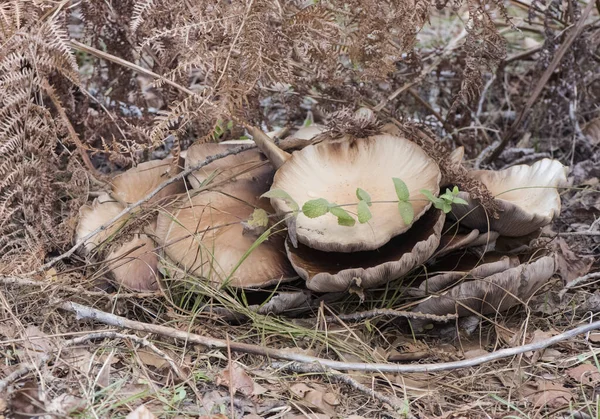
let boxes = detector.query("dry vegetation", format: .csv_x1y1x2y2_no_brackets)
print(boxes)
0,0,600,418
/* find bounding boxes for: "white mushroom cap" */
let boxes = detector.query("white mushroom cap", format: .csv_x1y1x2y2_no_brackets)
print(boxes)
269,134,441,252
285,209,445,292
451,159,568,236
111,156,185,205
75,193,126,255
105,234,160,291
154,177,296,289
184,142,271,190
413,255,555,325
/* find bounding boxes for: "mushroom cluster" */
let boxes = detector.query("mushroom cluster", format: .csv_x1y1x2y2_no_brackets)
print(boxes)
74,120,568,324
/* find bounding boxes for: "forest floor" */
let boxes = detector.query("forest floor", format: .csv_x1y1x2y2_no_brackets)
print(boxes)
1,2,600,419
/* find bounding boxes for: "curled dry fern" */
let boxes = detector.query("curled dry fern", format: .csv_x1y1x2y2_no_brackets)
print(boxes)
0,1,86,273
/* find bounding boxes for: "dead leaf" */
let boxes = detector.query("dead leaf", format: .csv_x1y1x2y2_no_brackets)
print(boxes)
20,326,53,363
290,383,312,398
217,363,254,397
589,333,600,343
323,392,340,406
523,380,573,408
95,351,113,388
567,364,600,386
304,390,335,415
46,394,85,416
556,238,594,283
285,414,331,419
136,349,170,370
126,405,157,419
463,349,489,359
584,117,600,146
525,329,557,362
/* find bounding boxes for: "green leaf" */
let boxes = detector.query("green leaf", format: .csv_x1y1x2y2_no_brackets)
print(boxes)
302,198,330,218
452,197,469,206
226,120,234,130
452,185,459,195
261,189,299,212
442,202,452,213
356,188,372,206
393,178,410,202
357,200,372,223
246,208,269,228
397,201,414,225
420,189,438,204
330,206,356,226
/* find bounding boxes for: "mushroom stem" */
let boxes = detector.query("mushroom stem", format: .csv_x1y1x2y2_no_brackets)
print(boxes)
247,126,291,169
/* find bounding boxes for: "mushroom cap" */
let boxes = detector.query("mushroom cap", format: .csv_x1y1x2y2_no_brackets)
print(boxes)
185,142,271,190
286,208,445,292
270,134,441,252
413,255,555,323
111,156,185,205
75,193,126,255
154,176,296,289
451,159,568,236
105,234,160,292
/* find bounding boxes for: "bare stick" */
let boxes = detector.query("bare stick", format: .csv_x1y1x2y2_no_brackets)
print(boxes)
315,308,457,325
558,231,600,237
61,301,600,373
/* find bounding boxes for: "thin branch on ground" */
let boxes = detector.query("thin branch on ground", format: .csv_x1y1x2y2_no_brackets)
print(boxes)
60,301,600,373
558,231,600,236
559,272,600,297
315,308,457,325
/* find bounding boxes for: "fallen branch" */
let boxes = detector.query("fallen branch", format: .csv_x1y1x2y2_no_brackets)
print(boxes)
317,308,457,325
61,301,600,373
559,272,600,298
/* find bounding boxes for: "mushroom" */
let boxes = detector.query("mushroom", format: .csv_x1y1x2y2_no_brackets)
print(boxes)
154,173,296,289
412,254,555,328
248,129,442,252
285,208,445,292
185,142,271,189
75,193,160,291
111,156,186,205
412,253,520,296
105,234,160,291
451,159,568,236
75,193,127,255
435,228,499,258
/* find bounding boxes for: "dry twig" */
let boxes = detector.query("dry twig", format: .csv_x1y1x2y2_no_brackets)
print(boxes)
61,301,600,373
